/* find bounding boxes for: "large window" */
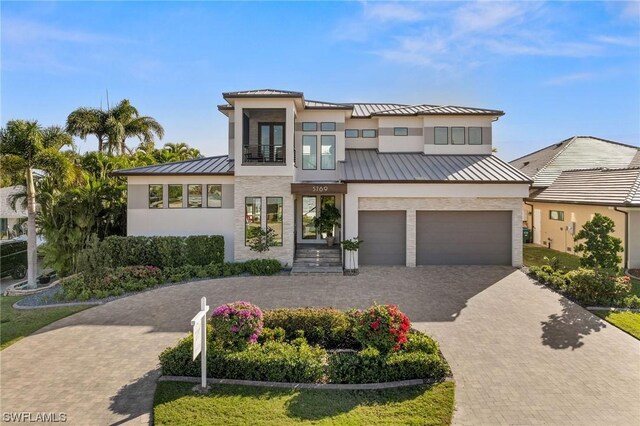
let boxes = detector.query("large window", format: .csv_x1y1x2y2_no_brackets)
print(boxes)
469,127,482,145
321,135,336,170
345,129,359,138
267,197,283,246
302,122,317,131
302,196,317,239
321,195,335,210
149,184,163,209
207,184,222,208
302,135,317,170
168,184,183,208
434,127,448,145
451,127,465,145
321,122,336,131
362,129,377,138
245,197,262,245
549,210,564,221
259,122,285,161
394,127,408,136
188,184,202,208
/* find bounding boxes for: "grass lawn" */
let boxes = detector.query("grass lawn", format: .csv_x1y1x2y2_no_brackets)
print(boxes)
593,311,640,340
154,381,455,426
523,244,582,270
0,295,91,350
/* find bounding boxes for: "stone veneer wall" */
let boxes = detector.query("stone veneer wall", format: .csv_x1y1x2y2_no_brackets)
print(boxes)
234,176,295,266
358,197,523,267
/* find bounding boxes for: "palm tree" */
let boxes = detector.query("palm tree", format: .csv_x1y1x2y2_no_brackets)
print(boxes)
162,142,201,160
0,120,74,288
66,99,164,155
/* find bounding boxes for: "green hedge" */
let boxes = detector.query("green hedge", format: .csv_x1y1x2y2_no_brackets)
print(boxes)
263,307,356,349
102,235,224,269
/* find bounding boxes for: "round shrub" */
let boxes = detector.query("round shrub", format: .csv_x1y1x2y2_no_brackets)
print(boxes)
210,301,263,350
351,304,410,353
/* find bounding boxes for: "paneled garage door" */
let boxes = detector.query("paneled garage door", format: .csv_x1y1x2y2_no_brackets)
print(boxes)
358,211,406,265
416,211,511,265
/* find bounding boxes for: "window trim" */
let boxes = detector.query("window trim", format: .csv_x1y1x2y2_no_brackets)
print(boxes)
468,127,483,145
302,135,317,170
393,127,409,136
451,127,465,145
434,127,449,145
187,184,202,208
302,122,317,132
361,129,377,138
245,197,262,246
266,196,283,247
168,184,184,208
148,184,164,209
320,135,336,170
549,210,565,221
206,184,222,208
345,129,359,138
320,122,336,132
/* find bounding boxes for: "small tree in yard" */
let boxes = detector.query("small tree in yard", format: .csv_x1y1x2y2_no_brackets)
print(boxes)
247,227,277,253
574,213,623,271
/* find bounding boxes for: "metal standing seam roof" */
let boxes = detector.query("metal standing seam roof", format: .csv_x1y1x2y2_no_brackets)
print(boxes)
510,136,640,187
304,99,353,109
372,104,504,116
340,150,531,183
111,155,234,176
532,167,640,206
222,89,304,98
351,103,408,118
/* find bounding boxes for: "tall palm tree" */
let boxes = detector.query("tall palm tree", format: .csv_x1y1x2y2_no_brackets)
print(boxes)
0,120,74,288
66,99,164,155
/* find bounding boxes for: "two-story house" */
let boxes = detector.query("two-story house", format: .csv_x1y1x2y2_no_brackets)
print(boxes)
114,89,531,271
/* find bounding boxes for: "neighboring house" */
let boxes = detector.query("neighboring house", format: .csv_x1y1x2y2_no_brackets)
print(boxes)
510,136,640,268
113,89,530,270
0,186,26,239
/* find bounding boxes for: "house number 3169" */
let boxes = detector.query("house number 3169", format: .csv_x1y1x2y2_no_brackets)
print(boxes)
312,186,329,192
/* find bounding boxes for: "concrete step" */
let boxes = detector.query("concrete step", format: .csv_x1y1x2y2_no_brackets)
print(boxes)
290,265,344,275
293,262,343,267
295,253,342,260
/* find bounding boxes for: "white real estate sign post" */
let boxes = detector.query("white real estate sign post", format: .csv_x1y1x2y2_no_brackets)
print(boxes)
191,297,210,389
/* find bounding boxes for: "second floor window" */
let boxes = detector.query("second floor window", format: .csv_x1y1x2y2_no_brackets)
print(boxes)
434,127,448,145
345,129,359,138
394,127,408,136
321,122,336,131
302,122,317,131
258,123,285,162
452,127,465,145
362,129,377,138
321,135,336,170
302,135,317,170
469,127,482,145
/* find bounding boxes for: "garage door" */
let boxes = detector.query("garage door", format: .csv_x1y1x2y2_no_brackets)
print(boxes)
416,211,511,265
358,211,406,265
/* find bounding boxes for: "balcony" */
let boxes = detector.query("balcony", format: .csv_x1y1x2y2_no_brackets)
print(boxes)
242,144,286,164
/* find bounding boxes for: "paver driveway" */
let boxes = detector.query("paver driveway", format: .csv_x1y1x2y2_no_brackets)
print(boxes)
1,267,639,425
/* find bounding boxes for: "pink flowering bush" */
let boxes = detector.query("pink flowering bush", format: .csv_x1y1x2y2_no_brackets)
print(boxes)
210,301,264,350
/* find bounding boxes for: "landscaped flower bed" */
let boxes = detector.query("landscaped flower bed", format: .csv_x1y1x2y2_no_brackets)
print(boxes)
159,303,450,384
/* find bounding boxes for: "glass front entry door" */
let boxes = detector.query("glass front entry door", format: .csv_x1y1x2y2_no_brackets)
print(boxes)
300,195,336,242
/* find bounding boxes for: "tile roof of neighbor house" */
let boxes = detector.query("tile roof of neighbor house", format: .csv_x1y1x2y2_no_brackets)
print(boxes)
509,136,640,187
0,186,27,219
532,167,640,206
111,155,234,176
340,150,531,183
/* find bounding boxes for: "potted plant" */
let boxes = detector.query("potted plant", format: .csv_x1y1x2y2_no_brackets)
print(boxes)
313,204,341,246
341,237,363,275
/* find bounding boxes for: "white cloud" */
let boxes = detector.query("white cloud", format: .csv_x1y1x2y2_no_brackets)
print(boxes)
594,34,640,47
2,18,126,45
543,72,597,86
363,2,426,23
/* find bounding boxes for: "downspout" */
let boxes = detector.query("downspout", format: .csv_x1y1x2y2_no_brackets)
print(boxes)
614,207,629,270
523,200,534,240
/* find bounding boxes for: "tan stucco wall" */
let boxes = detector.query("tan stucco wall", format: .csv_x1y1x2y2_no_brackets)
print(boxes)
628,210,640,269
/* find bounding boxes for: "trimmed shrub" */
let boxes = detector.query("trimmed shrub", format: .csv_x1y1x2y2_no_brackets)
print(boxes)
210,301,263,350
350,304,410,353
564,268,631,306
623,294,640,309
258,326,286,343
263,307,355,348
404,331,439,354
243,259,282,276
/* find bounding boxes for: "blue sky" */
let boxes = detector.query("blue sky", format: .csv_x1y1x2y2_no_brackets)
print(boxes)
2,1,639,161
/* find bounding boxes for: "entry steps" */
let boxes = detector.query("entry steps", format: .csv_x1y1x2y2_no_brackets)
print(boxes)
290,244,343,275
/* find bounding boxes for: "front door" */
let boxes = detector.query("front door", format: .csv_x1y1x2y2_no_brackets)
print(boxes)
298,194,338,244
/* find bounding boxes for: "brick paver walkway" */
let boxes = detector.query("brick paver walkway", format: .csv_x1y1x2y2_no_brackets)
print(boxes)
1,267,638,425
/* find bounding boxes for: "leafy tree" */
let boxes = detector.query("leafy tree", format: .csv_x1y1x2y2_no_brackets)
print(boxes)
0,120,74,287
67,99,164,155
247,227,277,253
574,213,623,271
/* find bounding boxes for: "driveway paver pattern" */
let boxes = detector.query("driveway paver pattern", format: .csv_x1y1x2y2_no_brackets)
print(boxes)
1,266,638,425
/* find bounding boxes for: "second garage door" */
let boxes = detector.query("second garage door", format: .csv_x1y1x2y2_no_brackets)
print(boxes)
416,211,512,265
358,211,406,265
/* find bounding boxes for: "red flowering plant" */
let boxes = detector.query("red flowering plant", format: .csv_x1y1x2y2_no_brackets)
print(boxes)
350,304,411,353
210,301,263,350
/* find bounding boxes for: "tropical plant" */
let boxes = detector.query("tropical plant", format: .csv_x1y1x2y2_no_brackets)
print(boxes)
67,99,164,155
0,120,74,287
574,213,623,271
313,204,341,244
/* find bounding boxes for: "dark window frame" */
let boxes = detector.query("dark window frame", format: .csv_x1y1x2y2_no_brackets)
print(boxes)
207,184,222,208
362,129,377,138
168,184,184,208
245,197,262,246
345,129,359,138
549,210,565,221
320,135,336,170
301,195,317,239
302,122,317,132
451,127,465,145
266,196,283,247
393,127,409,136
468,127,483,145
187,184,203,208
434,127,449,145
302,135,317,170
320,122,336,131
148,184,163,209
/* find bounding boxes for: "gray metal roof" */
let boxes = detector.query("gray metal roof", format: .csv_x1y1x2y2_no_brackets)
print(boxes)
373,104,504,116
340,150,531,183
223,89,303,99
532,167,640,206
509,136,640,187
111,155,234,176
304,99,353,110
351,103,408,118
